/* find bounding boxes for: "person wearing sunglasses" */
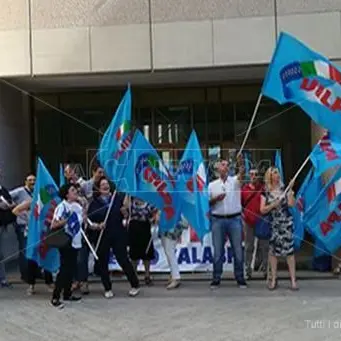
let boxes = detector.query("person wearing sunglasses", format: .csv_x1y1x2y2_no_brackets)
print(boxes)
241,168,268,280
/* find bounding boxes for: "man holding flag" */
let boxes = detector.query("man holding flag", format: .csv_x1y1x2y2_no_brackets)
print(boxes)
208,156,246,289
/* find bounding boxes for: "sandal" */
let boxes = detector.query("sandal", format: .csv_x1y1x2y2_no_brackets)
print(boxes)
290,282,299,291
267,279,278,291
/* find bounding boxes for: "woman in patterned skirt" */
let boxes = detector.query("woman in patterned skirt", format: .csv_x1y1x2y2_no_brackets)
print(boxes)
122,197,157,285
260,167,297,291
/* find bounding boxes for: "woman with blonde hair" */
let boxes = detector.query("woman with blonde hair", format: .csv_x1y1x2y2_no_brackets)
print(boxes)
260,167,297,291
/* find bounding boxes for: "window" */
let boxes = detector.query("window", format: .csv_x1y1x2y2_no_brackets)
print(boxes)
206,104,221,142
137,108,152,141
154,106,191,144
221,104,234,141
193,104,207,144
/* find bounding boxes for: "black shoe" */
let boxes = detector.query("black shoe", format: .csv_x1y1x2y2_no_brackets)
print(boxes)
210,280,220,289
63,295,82,302
51,299,64,309
237,280,248,289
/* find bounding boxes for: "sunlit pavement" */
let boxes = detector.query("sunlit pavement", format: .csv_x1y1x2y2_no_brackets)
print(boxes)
0,276,340,341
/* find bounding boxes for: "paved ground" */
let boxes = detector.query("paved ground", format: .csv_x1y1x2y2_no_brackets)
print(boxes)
1,276,341,341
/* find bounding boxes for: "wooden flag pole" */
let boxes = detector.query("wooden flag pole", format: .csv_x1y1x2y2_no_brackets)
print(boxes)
237,93,263,157
94,191,117,253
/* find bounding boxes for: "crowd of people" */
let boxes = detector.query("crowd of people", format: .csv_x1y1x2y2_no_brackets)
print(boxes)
0,158,299,309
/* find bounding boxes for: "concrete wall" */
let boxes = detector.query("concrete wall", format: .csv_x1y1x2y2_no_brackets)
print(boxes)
0,83,31,269
1,0,341,76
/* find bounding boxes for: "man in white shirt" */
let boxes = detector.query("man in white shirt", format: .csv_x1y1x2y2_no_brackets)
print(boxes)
208,157,246,289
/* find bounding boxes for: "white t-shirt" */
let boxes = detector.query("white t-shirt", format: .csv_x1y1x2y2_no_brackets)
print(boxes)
208,176,242,215
53,200,83,249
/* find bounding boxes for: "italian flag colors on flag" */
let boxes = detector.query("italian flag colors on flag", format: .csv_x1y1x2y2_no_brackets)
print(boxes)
327,177,341,203
301,60,341,83
116,121,130,141
33,186,54,219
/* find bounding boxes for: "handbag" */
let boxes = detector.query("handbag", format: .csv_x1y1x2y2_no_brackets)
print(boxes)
254,214,272,240
45,226,71,249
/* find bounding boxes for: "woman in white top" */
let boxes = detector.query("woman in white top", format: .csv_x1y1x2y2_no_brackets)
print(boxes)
50,183,83,309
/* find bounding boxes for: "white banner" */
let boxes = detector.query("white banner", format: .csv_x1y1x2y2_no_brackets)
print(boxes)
103,227,236,273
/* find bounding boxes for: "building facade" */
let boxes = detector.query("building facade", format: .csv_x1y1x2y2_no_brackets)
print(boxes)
2,0,340,186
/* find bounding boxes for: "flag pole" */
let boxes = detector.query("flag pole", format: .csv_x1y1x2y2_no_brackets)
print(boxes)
282,131,326,196
237,93,263,157
283,154,311,196
80,228,99,260
94,190,117,252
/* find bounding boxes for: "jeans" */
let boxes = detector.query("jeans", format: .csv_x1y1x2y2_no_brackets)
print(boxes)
76,241,90,283
211,216,244,283
14,224,27,281
0,228,7,282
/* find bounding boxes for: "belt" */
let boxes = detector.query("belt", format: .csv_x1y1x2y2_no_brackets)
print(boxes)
211,212,241,219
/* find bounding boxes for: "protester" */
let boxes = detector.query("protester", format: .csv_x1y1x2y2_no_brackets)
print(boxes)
12,198,54,295
0,173,16,288
10,174,35,281
87,177,140,298
260,167,297,291
241,168,268,279
158,214,188,290
72,183,91,295
122,197,157,285
208,157,246,289
50,183,83,309
79,163,104,200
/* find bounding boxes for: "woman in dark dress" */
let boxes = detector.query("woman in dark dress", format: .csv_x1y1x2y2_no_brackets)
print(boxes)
87,177,140,298
122,197,157,285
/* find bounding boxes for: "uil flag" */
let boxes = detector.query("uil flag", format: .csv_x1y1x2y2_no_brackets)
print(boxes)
98,85,133,185
291,168,323,250
310,131,341,177
119,129,179,231
304,167,341,253
262,32,341,138
26,158,60,273
243,151,251,182
59,163,65,187
176,131,210,241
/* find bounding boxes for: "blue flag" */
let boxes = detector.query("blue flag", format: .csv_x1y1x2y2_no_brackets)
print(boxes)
26,158,60,273
243,151,251,182
262,32,341,138
291,168,323,250
59,163,65,187
176,131,210,241
119,130,180,232
98,85,133,185
314,238,330,258
304,167,341,253
310,131,341,177
275,150,284,181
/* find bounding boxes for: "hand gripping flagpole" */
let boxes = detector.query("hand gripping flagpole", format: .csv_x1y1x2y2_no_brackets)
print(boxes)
282,131,326,197
237,93,263,157
94,190,117,253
